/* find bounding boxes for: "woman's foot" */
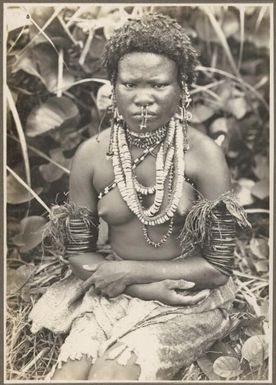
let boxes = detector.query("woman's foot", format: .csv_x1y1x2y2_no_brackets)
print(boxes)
51,357,92,380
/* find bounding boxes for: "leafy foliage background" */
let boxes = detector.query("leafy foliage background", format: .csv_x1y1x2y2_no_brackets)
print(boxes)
5,4,270,381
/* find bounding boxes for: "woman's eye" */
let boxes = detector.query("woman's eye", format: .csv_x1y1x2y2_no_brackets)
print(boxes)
153,84,167,89
124,83,136,89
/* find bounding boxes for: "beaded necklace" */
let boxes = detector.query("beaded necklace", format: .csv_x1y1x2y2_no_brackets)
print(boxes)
98,140,163,199
110,115,186,247
126,125,167,149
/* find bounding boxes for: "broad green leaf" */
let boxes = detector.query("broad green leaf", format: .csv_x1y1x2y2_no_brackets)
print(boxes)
13,216,47,252
251,179,269,200
39,148,71,182
208,341,237,362
221,10,240,37
213,356,242,379
241,335,268,367
217,82,232,103
249,19,269,49
7,264,35,296
11,52,44,81
32,43,75,93
26,96,80,137
29,7,76,46
234,178,255,206
250,238,269,260
195,15,218,43
50,126,82,150
103,9,128,39
81,35,106,75
217,83,246,119
12,43,75,91
259,300,269,321
191,104,215,123
5,6,32,32
97,5,120,18
239,316,265,337
209,117,228,135
227,97,248,119
30,35,74,49
253,155,269,180
253,260,269,273
233,6,270,49
96,83,112,111
7,169,43,204
60,130,82,151
28,6,55,28
196,10,239,42
197,357,220,380
244,6,257,15
240,58,263,75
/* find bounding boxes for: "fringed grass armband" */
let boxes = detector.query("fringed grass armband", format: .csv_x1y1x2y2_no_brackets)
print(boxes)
43,202,99,264
179,191,251,276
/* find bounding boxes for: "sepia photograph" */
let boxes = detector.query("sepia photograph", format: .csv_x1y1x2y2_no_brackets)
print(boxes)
4,2,272,382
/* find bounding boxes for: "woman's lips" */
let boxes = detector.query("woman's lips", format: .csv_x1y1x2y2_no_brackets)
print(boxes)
132,113,157,118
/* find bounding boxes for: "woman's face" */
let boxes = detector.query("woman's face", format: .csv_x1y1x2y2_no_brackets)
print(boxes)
115,52,180,131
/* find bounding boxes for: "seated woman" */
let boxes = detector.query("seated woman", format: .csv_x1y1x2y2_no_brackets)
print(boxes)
29,13,250,381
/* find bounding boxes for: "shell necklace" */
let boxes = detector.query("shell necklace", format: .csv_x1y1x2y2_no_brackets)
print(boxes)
111,115,185,247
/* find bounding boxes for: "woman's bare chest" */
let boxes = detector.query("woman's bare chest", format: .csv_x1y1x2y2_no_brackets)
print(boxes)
93,153,196,226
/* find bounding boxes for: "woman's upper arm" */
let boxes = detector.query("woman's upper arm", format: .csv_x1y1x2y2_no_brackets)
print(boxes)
69,139,98,212
193,137,231,200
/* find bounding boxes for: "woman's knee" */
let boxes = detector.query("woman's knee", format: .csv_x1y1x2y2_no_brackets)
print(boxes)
51,357,92,380
88,350,141,380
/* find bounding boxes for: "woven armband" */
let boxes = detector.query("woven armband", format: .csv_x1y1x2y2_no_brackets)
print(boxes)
203,207,236,276
43,202,99,264
179,191,251,276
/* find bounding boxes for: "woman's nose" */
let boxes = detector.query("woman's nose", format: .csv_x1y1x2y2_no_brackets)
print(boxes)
134,90,154,107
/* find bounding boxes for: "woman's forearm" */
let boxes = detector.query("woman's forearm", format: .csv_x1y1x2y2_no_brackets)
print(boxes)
127,256,228,289
69,252,228,290
68,252,105,280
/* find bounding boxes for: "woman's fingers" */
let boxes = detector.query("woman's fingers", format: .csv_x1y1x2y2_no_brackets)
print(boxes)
176,279,195,289
164,279,195,290
82,263,99,272
97,281,126,297
173,289,210,305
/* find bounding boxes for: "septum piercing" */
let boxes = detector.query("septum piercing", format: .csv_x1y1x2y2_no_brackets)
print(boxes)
139,106,148,130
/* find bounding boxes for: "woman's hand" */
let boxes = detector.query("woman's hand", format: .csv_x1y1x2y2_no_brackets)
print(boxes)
129,279,210,306
83,261,133,297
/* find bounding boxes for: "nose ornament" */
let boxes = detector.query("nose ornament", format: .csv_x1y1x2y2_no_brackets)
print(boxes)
140,105,148,131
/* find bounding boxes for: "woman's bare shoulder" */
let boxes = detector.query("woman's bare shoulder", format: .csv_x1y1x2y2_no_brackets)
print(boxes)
187,126,231,199
72,128,111,168
188,127,222,157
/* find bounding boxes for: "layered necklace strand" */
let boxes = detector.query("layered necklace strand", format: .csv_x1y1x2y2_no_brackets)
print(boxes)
126,125,167,149
111,116,185,247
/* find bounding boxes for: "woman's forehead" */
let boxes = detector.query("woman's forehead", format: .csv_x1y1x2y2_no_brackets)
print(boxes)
117,52,178,80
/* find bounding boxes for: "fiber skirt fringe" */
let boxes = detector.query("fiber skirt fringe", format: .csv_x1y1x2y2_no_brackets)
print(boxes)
29,268,235,380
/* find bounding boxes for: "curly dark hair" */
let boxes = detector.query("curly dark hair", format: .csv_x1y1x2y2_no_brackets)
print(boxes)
103,13,199,86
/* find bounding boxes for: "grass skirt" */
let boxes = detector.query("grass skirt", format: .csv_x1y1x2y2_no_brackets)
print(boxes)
29,265,235,380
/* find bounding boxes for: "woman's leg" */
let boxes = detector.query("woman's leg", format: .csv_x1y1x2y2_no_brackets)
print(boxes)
50,312,106,380
88,342,141,380
51,356,92,380
87,308,230,381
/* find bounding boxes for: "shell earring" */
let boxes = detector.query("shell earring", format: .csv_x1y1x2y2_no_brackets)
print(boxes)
180,81,192,152
112,89,123,124
106,89,123,158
